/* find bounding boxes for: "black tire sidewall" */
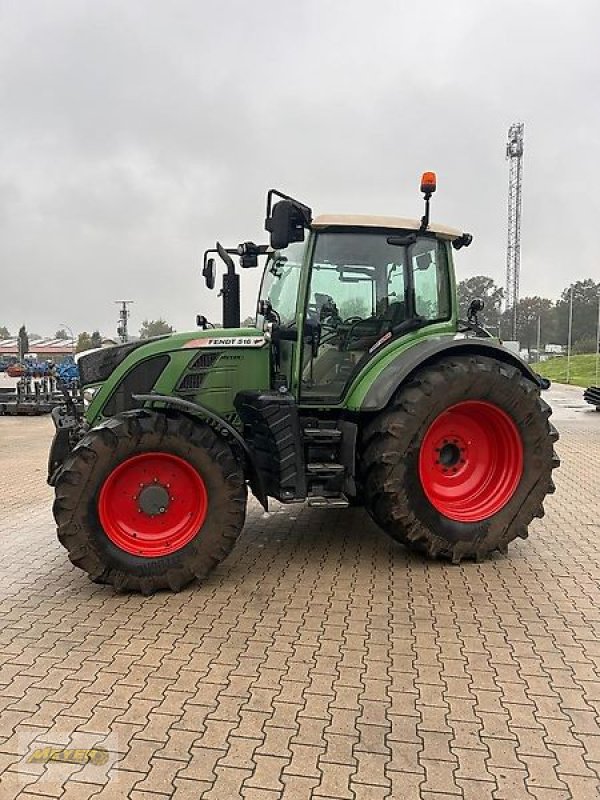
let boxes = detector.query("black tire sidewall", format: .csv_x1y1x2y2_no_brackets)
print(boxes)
362,356,555,555
85,432,237,578
402,379,545,544
58,411,246,586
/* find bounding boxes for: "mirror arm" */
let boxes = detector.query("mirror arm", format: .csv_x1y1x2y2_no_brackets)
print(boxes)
266,189,312,221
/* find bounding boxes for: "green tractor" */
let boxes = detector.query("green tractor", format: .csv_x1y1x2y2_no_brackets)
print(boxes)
48,174,559,593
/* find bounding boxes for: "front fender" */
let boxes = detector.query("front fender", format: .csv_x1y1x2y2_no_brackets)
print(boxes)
133,393,268,510
356,337,543,412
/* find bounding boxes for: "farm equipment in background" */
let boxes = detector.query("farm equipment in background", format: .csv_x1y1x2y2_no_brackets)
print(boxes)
6,362,26,378
56,358,80,388
0,360,81,416
584,386,600,410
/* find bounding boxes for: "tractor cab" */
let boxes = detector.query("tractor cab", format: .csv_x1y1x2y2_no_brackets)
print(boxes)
202,175,475,406
257,215,462,403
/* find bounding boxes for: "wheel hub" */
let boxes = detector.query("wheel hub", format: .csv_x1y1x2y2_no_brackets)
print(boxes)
138,483,170,517
419,400,524,522
98,452,208,557
437,440,465,470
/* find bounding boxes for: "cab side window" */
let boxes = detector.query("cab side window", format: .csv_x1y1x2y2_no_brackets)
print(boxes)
412,240,450,321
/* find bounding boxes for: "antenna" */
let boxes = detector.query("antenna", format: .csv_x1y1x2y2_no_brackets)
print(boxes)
115,300,134,343
505,122,524,341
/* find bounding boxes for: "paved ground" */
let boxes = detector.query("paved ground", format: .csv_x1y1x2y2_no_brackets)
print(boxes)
0,384,598,800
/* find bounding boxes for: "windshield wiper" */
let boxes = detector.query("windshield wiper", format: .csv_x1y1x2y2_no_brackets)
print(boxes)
387,233,417,247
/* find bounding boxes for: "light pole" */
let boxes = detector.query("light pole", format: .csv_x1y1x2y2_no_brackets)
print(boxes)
595,289,600,387
59,324,75,355
566,286,574,384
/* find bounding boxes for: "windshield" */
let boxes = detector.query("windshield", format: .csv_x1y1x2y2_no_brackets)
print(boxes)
257,239,306,327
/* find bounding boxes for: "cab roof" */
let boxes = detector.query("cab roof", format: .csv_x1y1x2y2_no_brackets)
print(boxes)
311,214,462,241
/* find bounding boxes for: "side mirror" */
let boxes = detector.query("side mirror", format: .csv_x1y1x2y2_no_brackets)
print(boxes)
265,199,309,250
467,298,485,323
202,258,216,290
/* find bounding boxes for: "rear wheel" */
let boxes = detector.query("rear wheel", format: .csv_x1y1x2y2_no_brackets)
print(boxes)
361,355,559,562
53,410,247,593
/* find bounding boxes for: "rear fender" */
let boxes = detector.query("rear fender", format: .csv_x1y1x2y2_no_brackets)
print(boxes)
359,338,543,412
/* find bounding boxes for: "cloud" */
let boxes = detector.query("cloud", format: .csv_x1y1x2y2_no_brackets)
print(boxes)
0,0,598,336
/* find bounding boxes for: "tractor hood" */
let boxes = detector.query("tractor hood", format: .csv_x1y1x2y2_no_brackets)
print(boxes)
78,329,267,387
82,328,271,427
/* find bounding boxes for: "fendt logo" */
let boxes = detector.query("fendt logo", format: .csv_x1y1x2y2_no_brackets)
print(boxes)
184,336,266,349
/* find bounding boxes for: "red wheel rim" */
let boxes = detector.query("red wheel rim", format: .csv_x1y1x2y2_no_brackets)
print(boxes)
418,401,523,522
98,452,208,557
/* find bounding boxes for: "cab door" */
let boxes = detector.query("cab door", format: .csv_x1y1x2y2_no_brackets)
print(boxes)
255,239,307,391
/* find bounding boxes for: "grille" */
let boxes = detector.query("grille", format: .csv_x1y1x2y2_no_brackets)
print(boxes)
178,373,207,391
191,352,220,369
103,355,170,416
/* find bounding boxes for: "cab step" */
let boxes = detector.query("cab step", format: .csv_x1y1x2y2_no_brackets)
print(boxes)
307,496,349,508
303,428,343,442
306,462,345,475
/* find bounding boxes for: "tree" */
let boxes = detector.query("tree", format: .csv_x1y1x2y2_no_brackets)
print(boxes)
554,278,600,347
76,332,93,353
457,276,504,332
0,325,10,339
241,316,256,327
502,296,555,356
55,329,69,340
139,318,174,338
18,325,29,360
90,330,103,348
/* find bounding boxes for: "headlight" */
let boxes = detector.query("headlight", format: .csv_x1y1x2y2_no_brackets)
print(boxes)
83,386,100,408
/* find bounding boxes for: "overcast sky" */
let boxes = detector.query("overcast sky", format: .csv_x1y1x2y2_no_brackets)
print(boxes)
1,0,599,338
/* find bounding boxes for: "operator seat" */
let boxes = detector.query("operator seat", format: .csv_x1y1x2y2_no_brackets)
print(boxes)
380,300,406,329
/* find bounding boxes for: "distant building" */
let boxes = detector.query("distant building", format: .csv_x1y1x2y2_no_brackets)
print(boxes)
0,337,76,361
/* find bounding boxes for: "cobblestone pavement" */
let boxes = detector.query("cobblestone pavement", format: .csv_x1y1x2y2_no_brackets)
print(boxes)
0,386,598,800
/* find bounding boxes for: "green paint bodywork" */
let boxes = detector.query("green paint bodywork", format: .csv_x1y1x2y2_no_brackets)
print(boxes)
85,329,271,426
85,234,462,423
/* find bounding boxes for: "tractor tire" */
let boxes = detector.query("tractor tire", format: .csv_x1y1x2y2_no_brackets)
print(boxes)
53,409,247,593
361,355,559,562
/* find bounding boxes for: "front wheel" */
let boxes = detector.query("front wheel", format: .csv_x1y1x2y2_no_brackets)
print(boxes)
361,355,559,562
53,410,247,593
